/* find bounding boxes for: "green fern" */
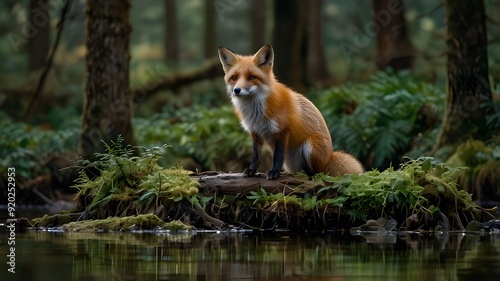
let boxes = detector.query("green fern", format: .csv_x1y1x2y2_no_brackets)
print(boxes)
73,137,201,213
134,105,251,171
315,70,444,169
0,112,79,180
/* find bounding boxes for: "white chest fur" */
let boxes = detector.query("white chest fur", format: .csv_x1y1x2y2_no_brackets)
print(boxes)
231,95,280,138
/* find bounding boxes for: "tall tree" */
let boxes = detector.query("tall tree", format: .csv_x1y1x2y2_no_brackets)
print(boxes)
434,0,493,150
373,0,415,71
28,0,50,72
273,0,331,90
305,0,330,86
204,0,215,59
251,0,267,52
165,0,179,65
79,0,135,160
273,0,306,92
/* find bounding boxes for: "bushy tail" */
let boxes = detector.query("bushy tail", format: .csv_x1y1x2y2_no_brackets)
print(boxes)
325,151,364,176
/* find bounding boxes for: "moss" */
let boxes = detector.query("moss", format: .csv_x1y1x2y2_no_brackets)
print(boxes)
446,139,500,200
62,214,191,232
163,220,193,230
449,139,492,166
32,213,73,227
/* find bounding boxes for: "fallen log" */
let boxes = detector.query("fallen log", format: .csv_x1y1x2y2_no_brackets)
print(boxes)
193,172,323,196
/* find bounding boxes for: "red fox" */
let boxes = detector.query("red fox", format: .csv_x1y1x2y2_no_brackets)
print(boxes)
218,44,364,180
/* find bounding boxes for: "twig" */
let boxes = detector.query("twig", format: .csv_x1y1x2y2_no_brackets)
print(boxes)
24,0,72,117
193,204,225,229
487,15,500,26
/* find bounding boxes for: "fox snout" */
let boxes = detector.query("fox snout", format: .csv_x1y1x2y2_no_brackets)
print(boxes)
232,86,256,97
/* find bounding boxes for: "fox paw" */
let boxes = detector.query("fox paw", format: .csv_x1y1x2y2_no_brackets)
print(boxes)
266,170,281,180
243,168,256,177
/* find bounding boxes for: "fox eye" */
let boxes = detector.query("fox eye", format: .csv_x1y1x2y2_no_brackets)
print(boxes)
249,75,255,80
230,75,237,81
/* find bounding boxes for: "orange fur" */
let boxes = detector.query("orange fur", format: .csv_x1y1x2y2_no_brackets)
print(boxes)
218,45,364,179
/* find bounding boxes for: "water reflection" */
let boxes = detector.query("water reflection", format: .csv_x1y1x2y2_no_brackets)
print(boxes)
1,230,499,281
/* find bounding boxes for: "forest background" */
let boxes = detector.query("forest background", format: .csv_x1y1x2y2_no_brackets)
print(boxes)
0,0,499,207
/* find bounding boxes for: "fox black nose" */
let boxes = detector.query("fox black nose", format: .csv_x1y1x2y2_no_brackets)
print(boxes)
234,88,241,94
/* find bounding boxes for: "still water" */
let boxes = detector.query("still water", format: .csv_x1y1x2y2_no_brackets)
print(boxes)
1,229,500,281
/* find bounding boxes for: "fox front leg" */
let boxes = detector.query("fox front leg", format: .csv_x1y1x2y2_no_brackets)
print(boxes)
243,133,262,177
267,137,285,180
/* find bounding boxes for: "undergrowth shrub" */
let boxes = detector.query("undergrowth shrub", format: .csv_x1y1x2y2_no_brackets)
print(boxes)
0,112,79,181
314,70,444,170
134,105,251,172
446,138,500,201
245,157,485,230
318,157,472,223
73,136,209,218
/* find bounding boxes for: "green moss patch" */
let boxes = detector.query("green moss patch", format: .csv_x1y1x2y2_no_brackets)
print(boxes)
62,214,192,232
446,139,500,201
32,212,74,227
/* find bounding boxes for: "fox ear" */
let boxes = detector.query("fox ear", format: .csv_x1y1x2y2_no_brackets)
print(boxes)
253,44,274,69
218,46,238,73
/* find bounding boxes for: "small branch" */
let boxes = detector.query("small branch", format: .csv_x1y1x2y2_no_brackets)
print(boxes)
486,15,500,26
132,58,223,102
24,0,72,117
193,204,225,229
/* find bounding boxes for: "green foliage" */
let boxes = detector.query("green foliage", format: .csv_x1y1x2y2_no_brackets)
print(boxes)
315,71,444,169
247,188,308,218
447,139,500,167
245,157,474,226
318,157,469,222
0,103,249,182
446,138,500,197
0,112,79,180
135,105,251,171
485,97,500,131
73,136,202,213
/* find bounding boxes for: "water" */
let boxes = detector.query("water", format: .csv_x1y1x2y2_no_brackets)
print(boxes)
1,229,499,281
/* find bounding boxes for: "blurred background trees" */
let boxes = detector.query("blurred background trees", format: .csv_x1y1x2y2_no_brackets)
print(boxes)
27,0,50,72
3,0,498,117
0,0,499,203
373,0,415,71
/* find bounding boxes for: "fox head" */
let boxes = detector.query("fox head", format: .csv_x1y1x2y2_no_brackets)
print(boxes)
218,45,275,98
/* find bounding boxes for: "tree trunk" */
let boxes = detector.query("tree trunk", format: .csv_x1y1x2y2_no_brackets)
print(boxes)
251,0,267,52
434,0,493,150
79,0,135,160
165,0,179,66
373,0,414,71
305,0,331,87
28,0,50,72
273,0,306,92
204,0,216,59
